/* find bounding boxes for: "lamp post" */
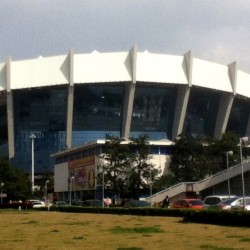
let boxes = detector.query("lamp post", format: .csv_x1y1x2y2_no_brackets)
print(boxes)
29,134,36,192
148,166,153,207
225,151,233,198
240,137,248,210
45,180,49,203
1,183,4,205
102,169,105,208
69,176,74,206
99,166,106,208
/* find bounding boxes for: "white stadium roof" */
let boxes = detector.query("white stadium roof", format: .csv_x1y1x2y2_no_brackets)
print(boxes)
0,48,250,98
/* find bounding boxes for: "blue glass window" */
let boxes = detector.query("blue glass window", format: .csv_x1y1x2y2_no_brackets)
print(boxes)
227,97,250,136
73,84,124,146
0,93,8,158
12,86,67,172
184,88,221,138
130,84,177,140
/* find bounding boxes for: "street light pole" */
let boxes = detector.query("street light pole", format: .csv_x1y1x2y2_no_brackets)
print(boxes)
240,137,248,210
150,169,152,198
69,176,74,206
45,180,49,203
148,166,153,207
225,151,233,198
102,169,105,208
29,134,36,192
1,183,4,205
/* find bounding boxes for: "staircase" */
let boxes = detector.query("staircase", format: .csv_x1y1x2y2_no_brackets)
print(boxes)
146,159,250,205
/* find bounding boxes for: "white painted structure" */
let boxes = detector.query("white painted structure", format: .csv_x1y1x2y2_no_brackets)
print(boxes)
1,46,250,174
1,48,250,97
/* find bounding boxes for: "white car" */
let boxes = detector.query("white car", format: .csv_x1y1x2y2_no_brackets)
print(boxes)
203,195,236,209
231,199,250,211
213,197,250,210
32,201,46,208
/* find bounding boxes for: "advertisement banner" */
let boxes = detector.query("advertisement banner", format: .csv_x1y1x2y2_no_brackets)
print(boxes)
68,156,96,190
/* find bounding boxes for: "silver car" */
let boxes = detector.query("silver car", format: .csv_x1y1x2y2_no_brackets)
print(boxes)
203,195,235,209
231,199,250,211
213,197,250,210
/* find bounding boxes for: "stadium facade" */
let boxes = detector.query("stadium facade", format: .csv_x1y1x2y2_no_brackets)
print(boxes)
0,46,250,173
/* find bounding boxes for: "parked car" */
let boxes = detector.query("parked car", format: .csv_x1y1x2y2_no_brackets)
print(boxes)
53,201,69,207
212,197,250,210
123,199,151,208
82,199,103,207
172,199,204,209
203,195,236,209
231,199,250,211
0,201,33,209
71,200,85,206
32,201,46,208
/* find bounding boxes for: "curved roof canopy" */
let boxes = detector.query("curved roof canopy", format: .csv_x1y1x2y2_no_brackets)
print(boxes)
0,48,250,98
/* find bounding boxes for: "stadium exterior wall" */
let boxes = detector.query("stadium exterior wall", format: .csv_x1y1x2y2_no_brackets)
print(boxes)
0,46,250,173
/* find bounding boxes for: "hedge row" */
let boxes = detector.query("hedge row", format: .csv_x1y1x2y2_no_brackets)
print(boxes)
39,206,250,227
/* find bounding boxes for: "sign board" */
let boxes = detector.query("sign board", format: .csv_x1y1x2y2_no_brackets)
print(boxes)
68,156,96,190
0,193,7,198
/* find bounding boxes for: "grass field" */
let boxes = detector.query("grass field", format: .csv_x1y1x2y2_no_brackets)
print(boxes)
0,210,249,250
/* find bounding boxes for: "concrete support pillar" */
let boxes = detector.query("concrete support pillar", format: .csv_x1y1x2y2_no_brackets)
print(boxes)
213,93,234,139
184,51,193,87
212,61,237,139
66,49,74,149
121,45,137,139
228,62,237,95
245,115,250,136
171,51,193,139
172,86,190,139
121,83,136,139
6,56,15,159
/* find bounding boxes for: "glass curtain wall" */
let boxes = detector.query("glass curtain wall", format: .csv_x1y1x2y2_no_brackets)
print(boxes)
130,84,177,140
183,87,221,138
72,84,124,146
0,93,8,158
13,86,68,172
227,97,250,136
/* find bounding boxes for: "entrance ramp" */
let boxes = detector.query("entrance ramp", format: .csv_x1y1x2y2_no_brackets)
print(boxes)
146,159,250,205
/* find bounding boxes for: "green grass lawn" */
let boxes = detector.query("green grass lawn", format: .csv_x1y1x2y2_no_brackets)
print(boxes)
0,210,249,249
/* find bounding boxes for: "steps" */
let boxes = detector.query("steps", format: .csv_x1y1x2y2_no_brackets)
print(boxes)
146,159,250,204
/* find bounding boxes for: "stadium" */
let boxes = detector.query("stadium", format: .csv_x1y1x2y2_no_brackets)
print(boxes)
1,46,250,176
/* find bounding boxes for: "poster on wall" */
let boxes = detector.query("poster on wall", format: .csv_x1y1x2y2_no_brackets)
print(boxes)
68,156,96,190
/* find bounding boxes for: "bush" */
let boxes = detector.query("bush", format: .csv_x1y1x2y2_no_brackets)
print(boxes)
45,205,250,227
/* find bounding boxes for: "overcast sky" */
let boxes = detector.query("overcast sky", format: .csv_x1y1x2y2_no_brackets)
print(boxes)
1,0,250,72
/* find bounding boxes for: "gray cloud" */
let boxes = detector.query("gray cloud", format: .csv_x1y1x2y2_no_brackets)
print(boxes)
1,0,250,72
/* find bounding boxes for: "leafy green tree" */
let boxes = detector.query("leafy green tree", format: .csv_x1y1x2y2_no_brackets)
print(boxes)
169,134,207,182
169,132,246,183
152,173,176,193
205,131,240,175
0,157,32,201
99,136,131,198
128,135,158,199
98,135,159,199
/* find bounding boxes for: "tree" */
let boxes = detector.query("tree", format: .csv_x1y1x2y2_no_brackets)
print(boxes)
169,132,245,183
152,173,176,193
0,157,32,201
169,134,207,182
205,131,240,175
98,135,159,199
99,136,131,199
128,135,158,199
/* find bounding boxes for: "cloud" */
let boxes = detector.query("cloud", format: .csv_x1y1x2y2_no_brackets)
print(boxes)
0,0,250,72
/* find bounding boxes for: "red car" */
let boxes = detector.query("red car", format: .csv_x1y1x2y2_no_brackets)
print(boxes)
172,199,204,209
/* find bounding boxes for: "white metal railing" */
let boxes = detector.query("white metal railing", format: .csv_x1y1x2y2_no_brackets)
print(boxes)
196,160,250,192
146,182,197,204
145,159,250,204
